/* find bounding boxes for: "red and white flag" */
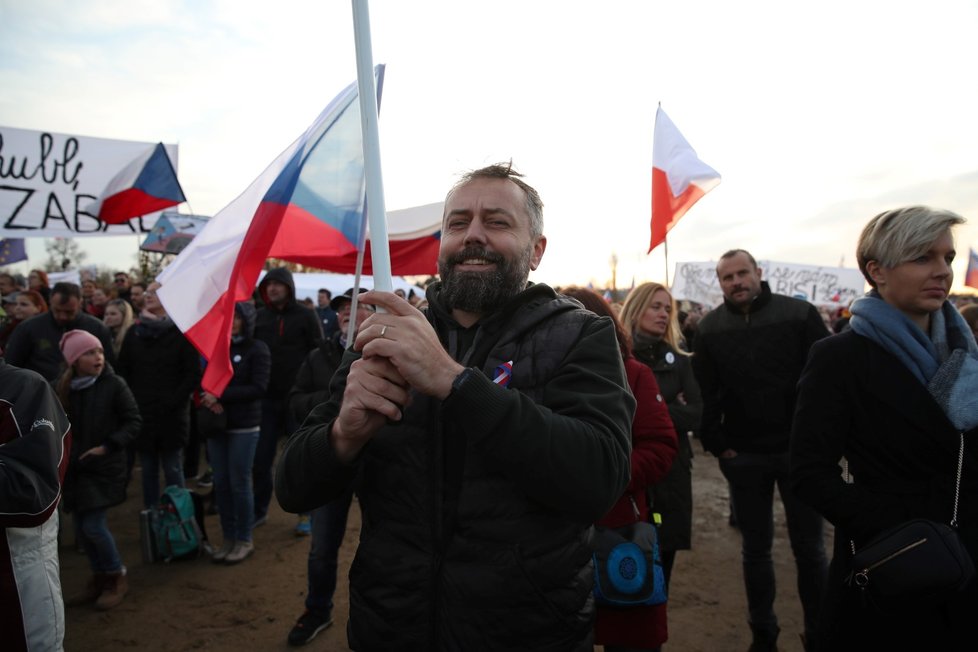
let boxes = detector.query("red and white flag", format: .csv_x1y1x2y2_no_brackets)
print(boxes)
649,107,720,252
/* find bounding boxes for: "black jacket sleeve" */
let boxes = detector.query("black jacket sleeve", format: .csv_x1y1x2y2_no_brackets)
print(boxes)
0,366,72,528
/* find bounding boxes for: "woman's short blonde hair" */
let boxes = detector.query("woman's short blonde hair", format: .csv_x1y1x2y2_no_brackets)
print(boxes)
856,206,965,288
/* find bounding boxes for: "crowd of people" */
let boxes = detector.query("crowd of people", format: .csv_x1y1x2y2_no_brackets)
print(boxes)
2,166,978,652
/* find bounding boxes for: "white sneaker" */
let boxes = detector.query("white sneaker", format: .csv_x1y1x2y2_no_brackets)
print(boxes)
211,540,235,563
224,540,254,564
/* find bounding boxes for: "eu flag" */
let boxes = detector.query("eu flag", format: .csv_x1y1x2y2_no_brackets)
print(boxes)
0,239,27,265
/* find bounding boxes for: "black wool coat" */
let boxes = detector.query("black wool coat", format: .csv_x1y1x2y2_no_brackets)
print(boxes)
116,320,201,453
790,330,978,650
62,369,141,513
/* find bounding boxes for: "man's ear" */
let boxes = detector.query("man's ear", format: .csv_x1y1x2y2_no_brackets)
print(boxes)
529,235,547,271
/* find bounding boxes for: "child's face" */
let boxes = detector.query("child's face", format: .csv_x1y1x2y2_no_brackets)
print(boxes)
75,348,105,377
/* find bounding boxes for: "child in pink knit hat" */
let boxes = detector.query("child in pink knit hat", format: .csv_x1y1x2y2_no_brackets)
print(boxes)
57,329,141,611
59,330,104,371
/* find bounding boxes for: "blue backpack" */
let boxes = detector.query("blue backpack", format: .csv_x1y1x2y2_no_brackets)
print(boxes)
153,485,203,561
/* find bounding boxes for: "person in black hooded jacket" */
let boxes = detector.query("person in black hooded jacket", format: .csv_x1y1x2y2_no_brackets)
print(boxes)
201,302,270,565
252,267,323,528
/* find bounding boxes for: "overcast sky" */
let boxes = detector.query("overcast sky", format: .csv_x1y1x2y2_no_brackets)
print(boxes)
2,0,978,291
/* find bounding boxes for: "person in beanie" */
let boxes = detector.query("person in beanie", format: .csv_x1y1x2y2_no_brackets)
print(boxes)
57,330,141,611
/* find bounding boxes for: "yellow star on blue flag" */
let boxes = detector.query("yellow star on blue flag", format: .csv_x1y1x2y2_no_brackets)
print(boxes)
0,239,27,265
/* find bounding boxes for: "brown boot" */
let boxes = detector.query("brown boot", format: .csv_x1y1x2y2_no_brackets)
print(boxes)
95,570,128,611
65,573,104,607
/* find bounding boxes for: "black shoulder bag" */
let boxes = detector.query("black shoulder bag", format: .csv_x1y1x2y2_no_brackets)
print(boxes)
846,434,974,609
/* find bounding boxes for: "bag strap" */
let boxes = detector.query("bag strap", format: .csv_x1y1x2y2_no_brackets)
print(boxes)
845,432,965,555
951,432,965,528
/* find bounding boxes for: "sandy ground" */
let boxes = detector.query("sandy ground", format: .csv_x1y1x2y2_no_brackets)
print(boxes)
61,439,823,651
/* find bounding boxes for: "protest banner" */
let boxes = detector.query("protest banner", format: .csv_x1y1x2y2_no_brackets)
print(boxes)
0,126,178,237
672,260,866,308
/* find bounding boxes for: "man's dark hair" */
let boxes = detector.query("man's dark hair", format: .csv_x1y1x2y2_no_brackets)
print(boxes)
718,249,758,269
132,281,147,292
51,282,81,301
448,161,544,237
318,288,332,299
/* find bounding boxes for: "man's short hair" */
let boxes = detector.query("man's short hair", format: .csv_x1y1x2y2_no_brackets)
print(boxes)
51,281,81,301
447,161,544,238
856,206,965,288
717,249,758,272
318,288,331,298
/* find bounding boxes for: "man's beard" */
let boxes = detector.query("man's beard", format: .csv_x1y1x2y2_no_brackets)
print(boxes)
438,245,532,314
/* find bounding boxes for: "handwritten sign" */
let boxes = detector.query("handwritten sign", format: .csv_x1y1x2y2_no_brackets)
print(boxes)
671,260,866,308
0,126,177,237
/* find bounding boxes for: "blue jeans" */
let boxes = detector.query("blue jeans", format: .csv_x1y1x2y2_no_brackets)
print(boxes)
306,486,355,616
140,448,184,509
253,398,292,521
207,428,260,543
77,508,123,573
718,451,827,643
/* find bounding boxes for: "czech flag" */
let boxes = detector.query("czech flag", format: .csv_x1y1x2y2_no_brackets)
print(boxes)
966,248,978,290
158,65,438,394
649,107,721,252
86,142,186,224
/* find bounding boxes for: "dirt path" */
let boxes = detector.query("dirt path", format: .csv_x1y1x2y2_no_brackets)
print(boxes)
62,441,819,651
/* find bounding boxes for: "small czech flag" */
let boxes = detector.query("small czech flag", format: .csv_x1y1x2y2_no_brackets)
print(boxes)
493,360,514,388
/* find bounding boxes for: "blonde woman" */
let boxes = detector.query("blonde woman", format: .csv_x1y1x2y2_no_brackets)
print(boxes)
791,206,978,649
102,299,134,357
620,282,702,589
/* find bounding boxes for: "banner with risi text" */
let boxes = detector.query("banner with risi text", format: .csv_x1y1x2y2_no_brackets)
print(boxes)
0,126,178,237
671,260,866,308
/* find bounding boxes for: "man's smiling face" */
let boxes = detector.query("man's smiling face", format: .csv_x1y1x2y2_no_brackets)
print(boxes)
437,177,546,315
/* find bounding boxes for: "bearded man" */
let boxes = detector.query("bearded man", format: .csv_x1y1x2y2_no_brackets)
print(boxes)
275,163,634,651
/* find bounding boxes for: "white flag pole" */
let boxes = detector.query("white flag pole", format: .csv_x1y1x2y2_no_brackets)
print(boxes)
351,0,392,292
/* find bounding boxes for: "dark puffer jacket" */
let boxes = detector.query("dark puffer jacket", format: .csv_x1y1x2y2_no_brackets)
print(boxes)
219,302,270,429
62,368,141,513
276,283,635,651
116,317,201,452
254,268,323,399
